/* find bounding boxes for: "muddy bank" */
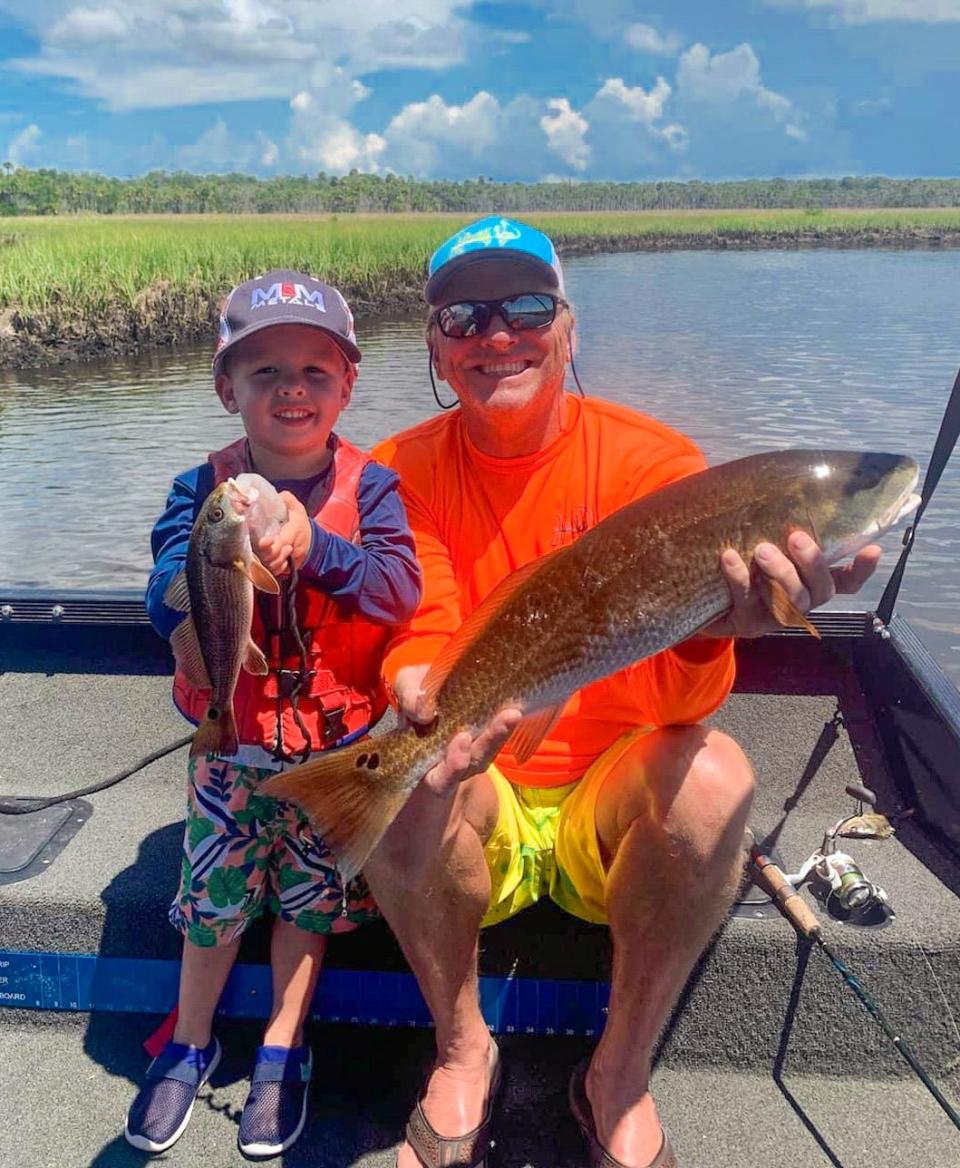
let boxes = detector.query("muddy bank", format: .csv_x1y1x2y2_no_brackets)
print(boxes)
0,279,425,371
4,226,960,370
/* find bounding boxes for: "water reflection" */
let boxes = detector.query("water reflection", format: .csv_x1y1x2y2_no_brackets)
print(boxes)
1,249,958,681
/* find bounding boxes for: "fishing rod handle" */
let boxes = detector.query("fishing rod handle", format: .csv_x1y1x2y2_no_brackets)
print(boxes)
751,849,822,938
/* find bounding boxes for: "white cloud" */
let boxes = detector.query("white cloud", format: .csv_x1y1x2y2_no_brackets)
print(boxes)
854,95,894,114
765,0,960,21
624,23,683,56
378,91,504,175
540,98,590,171
676,42,804,140
296,122,386,172
586,78,689,168
561,0,649,37
175,119,281,174
367,78,691,182
594,76,672,125
2,1,470,111
284,76,385,172
7,123,43,166
49,6,130,42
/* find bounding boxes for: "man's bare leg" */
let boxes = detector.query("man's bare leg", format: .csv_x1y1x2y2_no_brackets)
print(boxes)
585,725,755,1167
363,771,501,1168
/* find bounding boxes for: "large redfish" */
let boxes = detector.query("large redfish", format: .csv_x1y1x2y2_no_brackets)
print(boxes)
165,477,282,756
263,449,920,879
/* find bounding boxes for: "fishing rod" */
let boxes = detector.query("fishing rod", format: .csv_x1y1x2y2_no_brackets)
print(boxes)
876,363,960,626
751,845,960,1132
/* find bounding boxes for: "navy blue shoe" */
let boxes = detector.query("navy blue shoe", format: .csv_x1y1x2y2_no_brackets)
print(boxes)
238,1044,313,1159
124,1036,221,1153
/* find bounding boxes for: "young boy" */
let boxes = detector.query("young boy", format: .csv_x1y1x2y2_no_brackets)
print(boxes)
126,270,421,1158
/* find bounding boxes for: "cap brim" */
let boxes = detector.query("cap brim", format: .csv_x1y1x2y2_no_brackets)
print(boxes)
214,315,361,368
425,251,561,306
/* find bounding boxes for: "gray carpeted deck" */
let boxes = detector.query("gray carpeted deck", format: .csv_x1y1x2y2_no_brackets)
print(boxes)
3,1015,960,1168
2,624,960,1166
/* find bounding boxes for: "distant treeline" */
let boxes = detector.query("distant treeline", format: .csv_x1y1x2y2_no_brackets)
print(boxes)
4,164,960,216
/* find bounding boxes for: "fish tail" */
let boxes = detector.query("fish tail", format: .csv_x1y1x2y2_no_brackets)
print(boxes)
261,730,426,881
190,704,239,758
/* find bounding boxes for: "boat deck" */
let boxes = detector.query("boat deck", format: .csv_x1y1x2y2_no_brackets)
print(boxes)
1,609,959,1166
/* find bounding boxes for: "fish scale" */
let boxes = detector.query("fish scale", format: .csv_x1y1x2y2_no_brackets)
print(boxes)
263,449,920,881
191,561,253,711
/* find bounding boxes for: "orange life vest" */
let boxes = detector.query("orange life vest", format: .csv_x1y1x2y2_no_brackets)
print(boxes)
172,436,390,759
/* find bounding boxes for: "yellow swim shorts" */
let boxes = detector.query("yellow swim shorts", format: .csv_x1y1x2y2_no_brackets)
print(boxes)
481,728,649,928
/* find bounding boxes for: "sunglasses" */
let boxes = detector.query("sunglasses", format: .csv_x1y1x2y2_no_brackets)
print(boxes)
435,293,560,339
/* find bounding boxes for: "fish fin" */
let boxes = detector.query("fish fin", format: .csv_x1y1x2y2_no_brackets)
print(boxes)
262,733,418,881
243,638,269,676
169,616,211,688
509,703,565,765
190,703,238,758
163,569,191,613
422,550,564,708
766,579,821,639
240,556,281,595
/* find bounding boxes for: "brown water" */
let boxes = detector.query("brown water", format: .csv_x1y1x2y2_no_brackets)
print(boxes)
1,249,958,683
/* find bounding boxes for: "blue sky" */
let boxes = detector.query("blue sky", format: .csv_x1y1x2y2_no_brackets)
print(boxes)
1,0,958,181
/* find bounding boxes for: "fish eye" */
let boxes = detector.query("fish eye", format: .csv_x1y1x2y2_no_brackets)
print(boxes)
210,506,224,522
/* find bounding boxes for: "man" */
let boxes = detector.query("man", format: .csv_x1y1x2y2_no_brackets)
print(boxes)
365,216,881,1168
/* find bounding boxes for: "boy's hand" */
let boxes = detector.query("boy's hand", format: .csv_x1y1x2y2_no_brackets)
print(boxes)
393,665,433,726
256,492,314,575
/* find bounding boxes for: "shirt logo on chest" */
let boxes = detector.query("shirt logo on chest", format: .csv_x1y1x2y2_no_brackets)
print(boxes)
552,506,594,546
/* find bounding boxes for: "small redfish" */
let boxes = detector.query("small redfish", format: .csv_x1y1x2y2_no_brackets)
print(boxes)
165,479,280,756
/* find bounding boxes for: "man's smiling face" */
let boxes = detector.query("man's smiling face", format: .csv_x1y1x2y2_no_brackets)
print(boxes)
430,267,574,420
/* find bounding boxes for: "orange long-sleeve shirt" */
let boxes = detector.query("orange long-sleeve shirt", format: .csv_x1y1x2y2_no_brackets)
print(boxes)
372,394,735,787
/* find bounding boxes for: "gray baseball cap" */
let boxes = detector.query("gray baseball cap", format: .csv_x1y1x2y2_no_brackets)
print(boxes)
213,269,361,369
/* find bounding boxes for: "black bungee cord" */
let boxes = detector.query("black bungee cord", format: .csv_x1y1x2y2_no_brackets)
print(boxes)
0,733,194,815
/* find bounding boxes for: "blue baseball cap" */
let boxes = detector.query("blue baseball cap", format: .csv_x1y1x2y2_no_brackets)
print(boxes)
425,216,565,306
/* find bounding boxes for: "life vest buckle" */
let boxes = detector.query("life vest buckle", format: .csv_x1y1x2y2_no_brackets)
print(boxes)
321,703,348,745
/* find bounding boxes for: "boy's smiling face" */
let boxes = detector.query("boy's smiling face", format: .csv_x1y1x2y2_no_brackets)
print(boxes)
215,324,355,479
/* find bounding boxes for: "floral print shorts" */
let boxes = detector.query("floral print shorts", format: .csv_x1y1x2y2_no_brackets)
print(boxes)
169,755,378,947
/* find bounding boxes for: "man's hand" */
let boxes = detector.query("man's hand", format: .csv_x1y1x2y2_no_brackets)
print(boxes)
703,531,882,639
393,664,522,798
256,492,313,576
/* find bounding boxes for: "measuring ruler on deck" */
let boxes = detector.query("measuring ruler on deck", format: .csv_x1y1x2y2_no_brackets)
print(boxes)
0,949,609,1036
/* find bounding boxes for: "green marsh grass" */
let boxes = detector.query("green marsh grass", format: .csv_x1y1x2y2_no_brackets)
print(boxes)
2,209,960,364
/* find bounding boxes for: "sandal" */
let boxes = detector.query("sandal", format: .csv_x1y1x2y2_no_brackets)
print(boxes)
402,1040,503,1168
569,1059,677,1168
